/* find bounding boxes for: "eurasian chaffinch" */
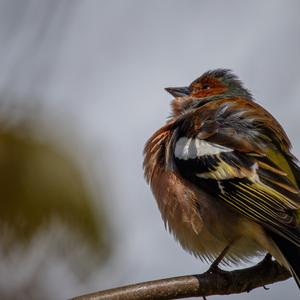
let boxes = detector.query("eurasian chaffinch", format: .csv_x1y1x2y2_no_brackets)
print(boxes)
143,69,300,289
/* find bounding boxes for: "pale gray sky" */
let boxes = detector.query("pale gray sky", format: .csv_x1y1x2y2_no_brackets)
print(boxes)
0,1,299,299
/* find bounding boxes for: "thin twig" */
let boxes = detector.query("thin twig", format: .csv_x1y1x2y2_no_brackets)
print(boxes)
69,256,291,300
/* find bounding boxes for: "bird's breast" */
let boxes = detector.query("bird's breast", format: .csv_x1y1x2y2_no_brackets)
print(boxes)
144,124,264,263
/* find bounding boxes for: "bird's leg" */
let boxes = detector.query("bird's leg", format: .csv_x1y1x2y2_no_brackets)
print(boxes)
262,253,272,263
258,253,273,267
208,244,231,273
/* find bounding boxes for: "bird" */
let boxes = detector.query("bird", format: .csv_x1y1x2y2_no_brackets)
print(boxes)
143,69,300,289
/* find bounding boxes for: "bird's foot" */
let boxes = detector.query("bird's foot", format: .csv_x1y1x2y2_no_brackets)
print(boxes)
207,245,231,274
207,260,226,275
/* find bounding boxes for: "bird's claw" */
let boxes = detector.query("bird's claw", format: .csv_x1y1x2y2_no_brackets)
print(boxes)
207,262,223,274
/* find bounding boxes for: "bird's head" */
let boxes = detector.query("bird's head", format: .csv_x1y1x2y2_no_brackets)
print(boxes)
166,69,252,116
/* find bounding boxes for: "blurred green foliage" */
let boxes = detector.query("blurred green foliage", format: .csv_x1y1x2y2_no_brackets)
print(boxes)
0,126,109,257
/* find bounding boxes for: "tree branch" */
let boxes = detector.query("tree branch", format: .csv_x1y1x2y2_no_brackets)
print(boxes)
69,256,291,300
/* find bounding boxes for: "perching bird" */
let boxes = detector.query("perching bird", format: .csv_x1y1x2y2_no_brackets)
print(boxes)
143,69,300,289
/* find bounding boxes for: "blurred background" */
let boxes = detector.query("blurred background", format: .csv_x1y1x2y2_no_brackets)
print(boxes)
0,1,299,299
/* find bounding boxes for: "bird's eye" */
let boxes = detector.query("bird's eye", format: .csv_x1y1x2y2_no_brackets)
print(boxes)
202,84,211,90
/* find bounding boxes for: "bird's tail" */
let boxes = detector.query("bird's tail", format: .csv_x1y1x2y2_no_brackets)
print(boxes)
270,232,300,289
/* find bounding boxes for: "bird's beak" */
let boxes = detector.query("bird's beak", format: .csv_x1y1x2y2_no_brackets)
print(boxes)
165,86,190,97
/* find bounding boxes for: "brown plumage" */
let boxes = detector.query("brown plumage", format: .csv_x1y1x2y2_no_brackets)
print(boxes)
143,69,300,288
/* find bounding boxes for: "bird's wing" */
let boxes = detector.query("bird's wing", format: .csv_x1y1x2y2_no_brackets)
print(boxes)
173,98,300,246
